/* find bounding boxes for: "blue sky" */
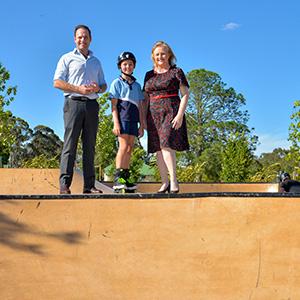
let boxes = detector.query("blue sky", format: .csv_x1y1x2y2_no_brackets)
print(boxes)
1,0,300,155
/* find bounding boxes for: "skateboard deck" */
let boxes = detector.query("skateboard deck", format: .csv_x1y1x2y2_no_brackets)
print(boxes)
114,188,136,194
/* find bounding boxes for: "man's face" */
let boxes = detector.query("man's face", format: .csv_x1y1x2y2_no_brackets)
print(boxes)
74,28,91,53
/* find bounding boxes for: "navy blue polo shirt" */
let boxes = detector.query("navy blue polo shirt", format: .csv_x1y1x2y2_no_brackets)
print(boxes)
109,77,144,122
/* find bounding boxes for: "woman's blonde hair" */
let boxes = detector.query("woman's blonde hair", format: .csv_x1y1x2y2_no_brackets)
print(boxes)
151,41,177,67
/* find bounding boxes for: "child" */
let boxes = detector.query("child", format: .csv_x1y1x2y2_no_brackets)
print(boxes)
109,52,145,192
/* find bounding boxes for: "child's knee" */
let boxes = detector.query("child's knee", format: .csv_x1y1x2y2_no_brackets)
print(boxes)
127,145,133,154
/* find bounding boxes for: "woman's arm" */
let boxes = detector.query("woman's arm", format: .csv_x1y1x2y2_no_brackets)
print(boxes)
142,92,149,130
138,102,144,138
171,85,189,130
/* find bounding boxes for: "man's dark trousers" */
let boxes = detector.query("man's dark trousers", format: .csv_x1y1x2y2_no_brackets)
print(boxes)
59,97,99,190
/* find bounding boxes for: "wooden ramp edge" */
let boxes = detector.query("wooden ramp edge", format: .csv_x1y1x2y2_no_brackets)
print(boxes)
0,168,278,194
1,195,300,299
0,168,113,194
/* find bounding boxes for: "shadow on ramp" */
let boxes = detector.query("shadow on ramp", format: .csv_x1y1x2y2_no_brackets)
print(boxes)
0,193,300,299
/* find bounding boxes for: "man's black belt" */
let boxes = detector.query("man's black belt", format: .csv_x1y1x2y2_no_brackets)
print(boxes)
66,96,97,101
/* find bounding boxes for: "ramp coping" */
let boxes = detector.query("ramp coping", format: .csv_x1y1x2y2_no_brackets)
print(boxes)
0,191,299,200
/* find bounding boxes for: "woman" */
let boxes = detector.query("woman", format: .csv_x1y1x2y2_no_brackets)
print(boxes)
143,41,189,193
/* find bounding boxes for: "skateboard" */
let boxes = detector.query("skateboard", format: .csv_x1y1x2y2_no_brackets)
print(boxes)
114,187,136,194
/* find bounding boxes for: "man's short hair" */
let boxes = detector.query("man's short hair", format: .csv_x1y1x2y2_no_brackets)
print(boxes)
74,24,91,38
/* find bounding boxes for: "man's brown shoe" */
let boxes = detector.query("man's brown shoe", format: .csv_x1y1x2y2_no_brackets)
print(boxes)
83,187,103,194
60,185,71,194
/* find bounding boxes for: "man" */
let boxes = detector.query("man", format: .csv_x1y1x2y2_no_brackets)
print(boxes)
279,172,300,193
54,24,107,194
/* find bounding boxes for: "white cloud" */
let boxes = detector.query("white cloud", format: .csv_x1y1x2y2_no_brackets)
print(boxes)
222,22,241,31
255,133,290,156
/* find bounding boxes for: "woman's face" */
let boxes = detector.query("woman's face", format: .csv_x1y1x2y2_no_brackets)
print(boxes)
153,46,170,68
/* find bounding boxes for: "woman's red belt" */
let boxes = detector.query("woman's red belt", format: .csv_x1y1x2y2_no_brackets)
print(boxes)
150,93,178,100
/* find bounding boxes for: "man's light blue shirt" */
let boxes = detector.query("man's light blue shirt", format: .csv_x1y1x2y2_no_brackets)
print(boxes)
54,48,106,99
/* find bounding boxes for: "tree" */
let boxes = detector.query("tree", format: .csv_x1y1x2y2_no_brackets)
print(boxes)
0,63,17,161
257,148,291,173
185,69,254,158
129,142,147,182
180,69,257,181
177,161,206,182
250,163,281,182
9,117,33,167
288,100,300,178
220,132,254,182
22,154,60,168
95,93,117,179
23,125,62,166
197,142,223,182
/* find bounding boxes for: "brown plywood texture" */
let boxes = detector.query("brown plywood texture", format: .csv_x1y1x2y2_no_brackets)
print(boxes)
0,168,113,194
0,196,300,299
136,182,279,193
0,168,278,195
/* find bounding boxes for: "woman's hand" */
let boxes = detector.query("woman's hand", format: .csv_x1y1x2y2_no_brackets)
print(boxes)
171,114,183,130
138,126,144,138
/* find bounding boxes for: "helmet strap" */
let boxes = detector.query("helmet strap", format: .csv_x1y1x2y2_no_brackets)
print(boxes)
121,71,136,82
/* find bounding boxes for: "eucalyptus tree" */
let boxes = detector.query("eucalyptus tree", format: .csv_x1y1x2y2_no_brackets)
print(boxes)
178,68,258,181
0,63,17,162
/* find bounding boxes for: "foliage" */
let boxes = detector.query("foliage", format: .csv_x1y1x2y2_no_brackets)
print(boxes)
95,93,117,179
178,69,258,181
129,142,147,182
9,117,33,167
197,142,223,182
288,100,300,174
147,154,160,181
25,125,62,160
220,132,254,182
177,142,222,182
22,154,60,168
185,69,255,159
177,161,206,182
0,63,17,154
104,141,147,182
256,148,292,175
250,163,281,182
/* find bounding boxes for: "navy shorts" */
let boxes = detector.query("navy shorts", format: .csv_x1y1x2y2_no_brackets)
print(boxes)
120,121,138,137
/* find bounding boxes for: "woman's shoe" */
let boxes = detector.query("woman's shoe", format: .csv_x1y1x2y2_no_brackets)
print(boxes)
170,182,179,194
157,183,170,193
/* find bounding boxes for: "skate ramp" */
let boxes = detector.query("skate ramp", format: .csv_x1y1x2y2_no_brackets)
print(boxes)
0,168,113,194
0,168,278,195
136,182,279,193
1,194,300,299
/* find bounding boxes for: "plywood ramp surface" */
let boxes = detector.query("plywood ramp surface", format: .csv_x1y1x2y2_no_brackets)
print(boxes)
136,182,279,193
0,196,300,299
0,168,113,194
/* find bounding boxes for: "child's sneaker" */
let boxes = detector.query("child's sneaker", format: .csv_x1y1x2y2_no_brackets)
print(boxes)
124,169,137,191
113,169,127,191
125,177,137,191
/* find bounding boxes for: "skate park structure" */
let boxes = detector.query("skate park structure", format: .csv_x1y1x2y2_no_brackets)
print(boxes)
1,168,300,299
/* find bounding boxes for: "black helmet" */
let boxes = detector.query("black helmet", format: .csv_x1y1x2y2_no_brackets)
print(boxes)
280,172,290,182
117,52,136,68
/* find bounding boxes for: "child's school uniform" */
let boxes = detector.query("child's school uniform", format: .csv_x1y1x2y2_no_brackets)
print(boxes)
109,76,144,137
